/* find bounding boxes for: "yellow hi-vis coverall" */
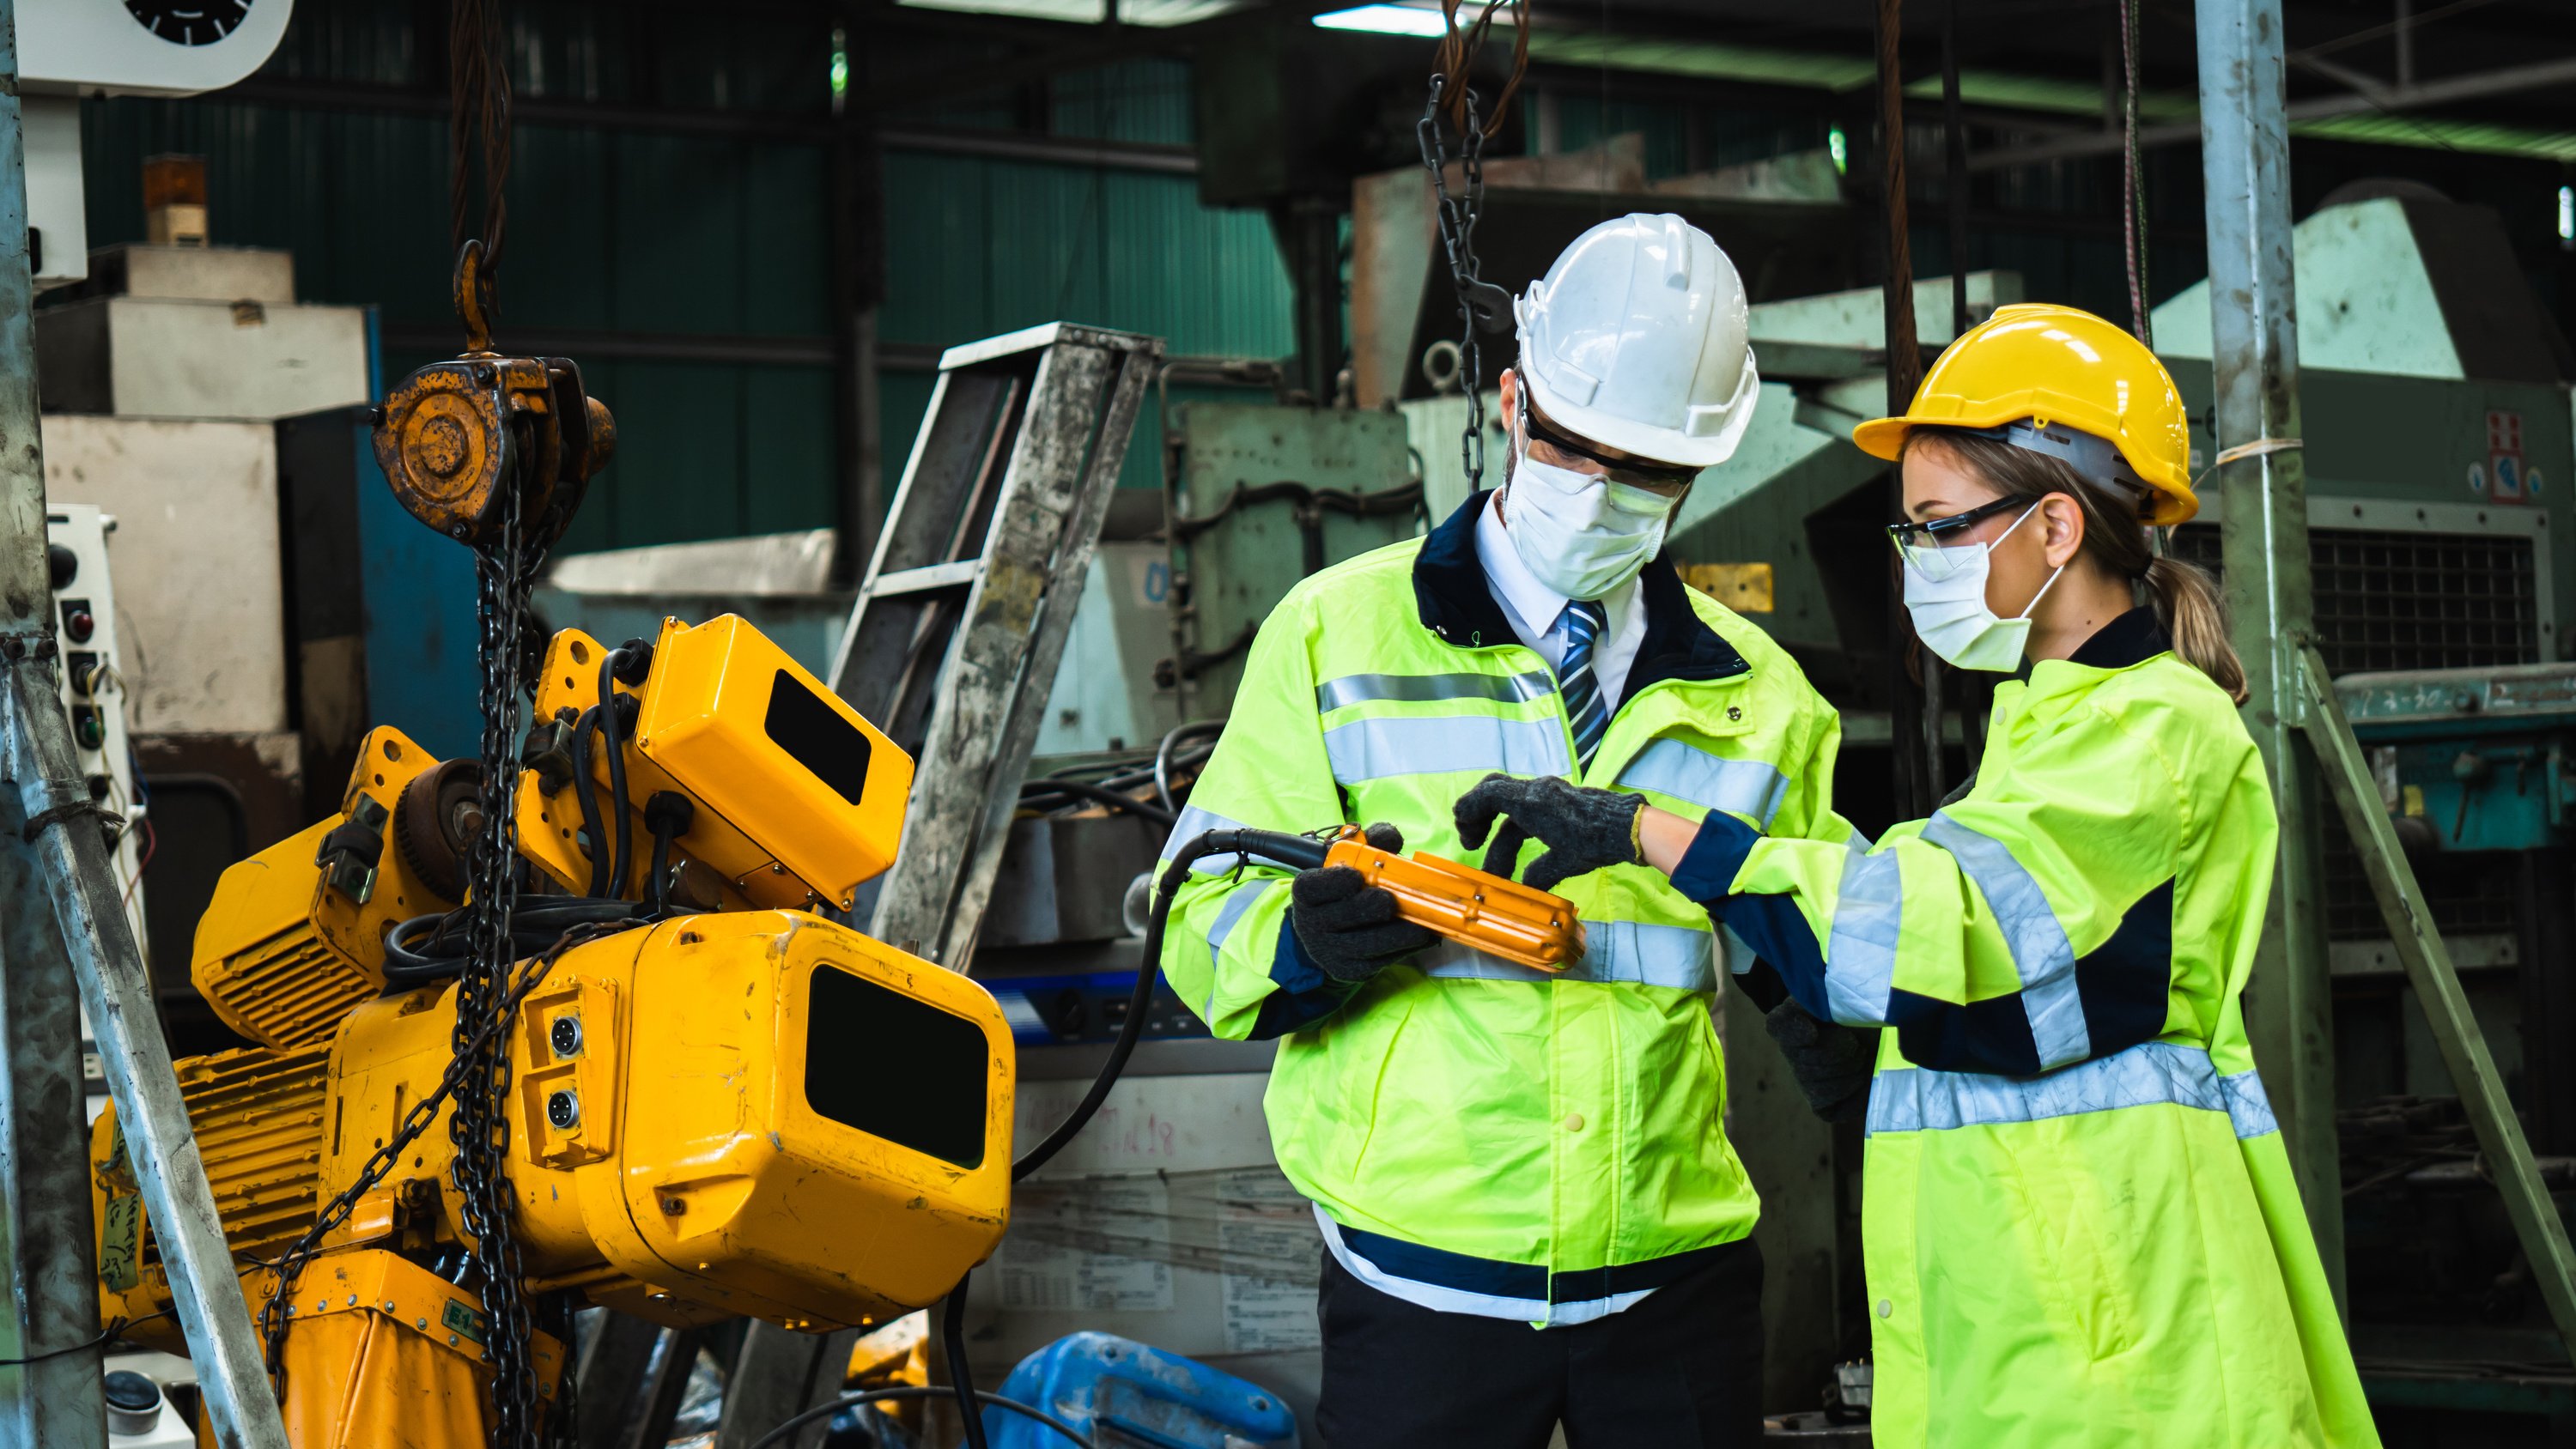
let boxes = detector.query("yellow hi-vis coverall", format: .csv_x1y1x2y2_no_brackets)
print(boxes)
1157,493,1850,1321
1669,609,2379,1447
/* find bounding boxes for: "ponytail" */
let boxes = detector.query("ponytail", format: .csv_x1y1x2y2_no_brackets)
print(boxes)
2144,555,2247,704
1907,427,2251,701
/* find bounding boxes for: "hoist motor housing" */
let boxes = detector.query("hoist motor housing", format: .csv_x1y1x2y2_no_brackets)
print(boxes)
188,726,470,1050
521,616,914,912
95,908,1016,1338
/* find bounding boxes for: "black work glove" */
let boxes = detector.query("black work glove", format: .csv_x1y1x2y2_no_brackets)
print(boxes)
1764,996,1872,1125
1451,773,1646,894
1288,823,1440,984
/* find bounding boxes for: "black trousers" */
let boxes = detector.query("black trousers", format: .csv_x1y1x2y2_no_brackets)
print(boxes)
1314,1239,1765,1449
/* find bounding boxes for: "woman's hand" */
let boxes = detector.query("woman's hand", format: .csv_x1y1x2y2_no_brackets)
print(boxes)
1453,774,1649,893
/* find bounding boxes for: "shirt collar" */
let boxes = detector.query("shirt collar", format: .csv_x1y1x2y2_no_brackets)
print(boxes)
2067,605,2172,670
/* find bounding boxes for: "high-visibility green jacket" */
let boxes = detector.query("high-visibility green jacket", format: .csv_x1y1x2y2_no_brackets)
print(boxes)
1158,493,1850,1322
1673,609,2379,1448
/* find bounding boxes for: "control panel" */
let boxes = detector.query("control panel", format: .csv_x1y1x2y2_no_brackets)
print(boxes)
49,506,144,1118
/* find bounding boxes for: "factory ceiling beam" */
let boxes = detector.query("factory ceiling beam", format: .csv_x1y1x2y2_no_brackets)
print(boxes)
1969,52,2576,169
878,125,1198,172
224,76,836,142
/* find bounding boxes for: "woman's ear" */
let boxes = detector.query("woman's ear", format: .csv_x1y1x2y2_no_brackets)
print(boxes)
2041,492,2087,569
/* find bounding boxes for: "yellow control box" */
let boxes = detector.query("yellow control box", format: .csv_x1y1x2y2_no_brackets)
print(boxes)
527,618,914,912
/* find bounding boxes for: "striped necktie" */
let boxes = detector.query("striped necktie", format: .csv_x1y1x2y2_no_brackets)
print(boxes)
1556,599,1610,773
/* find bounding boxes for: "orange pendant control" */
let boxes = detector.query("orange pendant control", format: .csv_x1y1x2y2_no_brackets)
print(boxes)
1320,825,1585,972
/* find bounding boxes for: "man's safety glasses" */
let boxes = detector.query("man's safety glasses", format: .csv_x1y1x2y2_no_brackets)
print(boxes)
1524,410,1702,494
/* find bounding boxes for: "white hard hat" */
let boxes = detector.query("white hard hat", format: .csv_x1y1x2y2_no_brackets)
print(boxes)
1512,213,1760,469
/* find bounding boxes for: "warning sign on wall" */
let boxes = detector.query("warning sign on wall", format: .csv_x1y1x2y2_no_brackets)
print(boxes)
2489,409,2528,503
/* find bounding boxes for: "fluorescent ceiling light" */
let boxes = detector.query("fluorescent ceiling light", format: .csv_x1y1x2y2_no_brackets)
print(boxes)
1315,3,1487,37
897,0,1242,27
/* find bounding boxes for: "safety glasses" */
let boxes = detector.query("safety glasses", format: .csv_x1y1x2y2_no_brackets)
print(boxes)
1523,410,1702,494
1886,496,2032,579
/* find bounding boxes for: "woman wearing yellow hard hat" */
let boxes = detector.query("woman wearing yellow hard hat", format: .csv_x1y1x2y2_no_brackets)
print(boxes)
1454,302,2379,1446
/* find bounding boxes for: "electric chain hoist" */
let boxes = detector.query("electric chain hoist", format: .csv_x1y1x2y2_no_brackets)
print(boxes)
90,243,1010,1449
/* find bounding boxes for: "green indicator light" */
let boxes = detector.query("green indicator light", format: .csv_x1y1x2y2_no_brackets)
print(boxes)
1828,126,1848,175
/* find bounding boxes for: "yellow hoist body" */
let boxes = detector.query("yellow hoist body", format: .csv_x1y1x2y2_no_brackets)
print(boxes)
94,609,1012,1446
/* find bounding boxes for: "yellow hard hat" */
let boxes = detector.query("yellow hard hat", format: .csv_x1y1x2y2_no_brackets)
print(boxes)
1851,302,2196,525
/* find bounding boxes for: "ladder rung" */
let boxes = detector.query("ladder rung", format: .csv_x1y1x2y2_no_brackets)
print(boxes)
869,559,983,597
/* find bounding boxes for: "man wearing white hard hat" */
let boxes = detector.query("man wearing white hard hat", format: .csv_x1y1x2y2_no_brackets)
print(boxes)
1155,214,1862,1446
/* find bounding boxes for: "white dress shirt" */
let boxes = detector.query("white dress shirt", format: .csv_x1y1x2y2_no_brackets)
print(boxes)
1474,489,1649,712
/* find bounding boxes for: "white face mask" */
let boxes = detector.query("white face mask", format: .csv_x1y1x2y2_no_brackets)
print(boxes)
1899,501,2066,671
1503,439,1674,600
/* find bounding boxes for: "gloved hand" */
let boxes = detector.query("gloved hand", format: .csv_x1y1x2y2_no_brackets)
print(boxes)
1289,822,1440,984
1763,997,1872,1124
1451,773,1645,894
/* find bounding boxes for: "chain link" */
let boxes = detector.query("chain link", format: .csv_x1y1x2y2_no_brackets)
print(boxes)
255,923,617,1410
451,429,544,1447
1417,73,1500,491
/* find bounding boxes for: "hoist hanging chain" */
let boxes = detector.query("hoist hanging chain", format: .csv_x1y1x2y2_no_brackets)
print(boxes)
252,925,611,1409
451,4,547,1444
1413,0,1528,493
452,0,513,322
2117,0,2150,346
450,458,545,1447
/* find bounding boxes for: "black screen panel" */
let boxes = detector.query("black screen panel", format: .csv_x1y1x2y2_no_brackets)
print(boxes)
765,670,872,806
805,965,987,1168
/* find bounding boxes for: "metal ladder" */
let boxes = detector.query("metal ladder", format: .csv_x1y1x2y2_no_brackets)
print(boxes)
641,324,1159,1449
826,320,1162,967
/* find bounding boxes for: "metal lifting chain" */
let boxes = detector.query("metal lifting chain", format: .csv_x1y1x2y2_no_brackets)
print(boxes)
451,464,546,1447
1413,0,1526,492
448,2,549,1442
2117,0,2151,346
252,926,609,1404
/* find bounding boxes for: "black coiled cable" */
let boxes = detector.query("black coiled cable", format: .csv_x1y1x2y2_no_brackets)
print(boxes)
382,897,654,989
929,827,1318,1449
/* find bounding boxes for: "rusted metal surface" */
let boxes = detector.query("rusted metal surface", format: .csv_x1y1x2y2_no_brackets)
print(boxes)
0,791,109,1448
828,323,1163,967
0,2,284,1440
370,242,614,556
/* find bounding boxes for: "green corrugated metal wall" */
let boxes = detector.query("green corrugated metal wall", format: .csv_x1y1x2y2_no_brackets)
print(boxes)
72,3,1293,555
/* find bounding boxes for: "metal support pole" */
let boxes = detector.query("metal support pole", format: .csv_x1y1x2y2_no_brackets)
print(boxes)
2295,645,2576,1359
0,809,106,1448
1877,0,1941,815
0,3,288,1444
2193,0,2345,1308
829,6,888,588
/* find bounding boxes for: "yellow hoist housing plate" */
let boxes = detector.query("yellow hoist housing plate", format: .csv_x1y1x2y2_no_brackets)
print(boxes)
316,908,1012,1331
247,1247,568,1449
526,619,912,911
189,726,459,1049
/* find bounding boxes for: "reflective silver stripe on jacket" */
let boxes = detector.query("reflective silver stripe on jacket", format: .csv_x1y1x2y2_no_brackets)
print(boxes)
1866,1040,2280,1141
1825,843,1903,1027
1615,738,1789,828
1202,877,1278,1016
1921,811,2092,1070
1323,714,1574,785
1418,919,1718,992
1316,670,1556,713
1166,804,1255,874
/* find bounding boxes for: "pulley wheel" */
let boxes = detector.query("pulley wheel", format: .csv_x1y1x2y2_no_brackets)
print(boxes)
395,759,486,904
